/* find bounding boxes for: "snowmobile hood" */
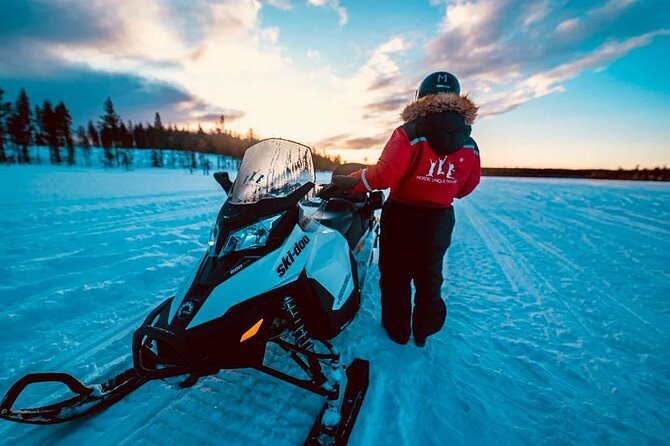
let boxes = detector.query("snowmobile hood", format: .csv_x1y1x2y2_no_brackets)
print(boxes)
400,94,478,155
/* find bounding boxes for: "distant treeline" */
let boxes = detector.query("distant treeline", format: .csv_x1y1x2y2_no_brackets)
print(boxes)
482,167,670,182
0,87,343,171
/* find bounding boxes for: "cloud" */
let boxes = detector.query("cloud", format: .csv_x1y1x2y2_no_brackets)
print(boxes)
0,0,284,127
265,0,293,10
0,1,118,44
3,0,666,160
366,76,399,92
0,68,235,126
479,29,670,117
194,111,245,124
306,0,348,25
363,96,408,114
522,0,551,27
556,18,580,33
381,0,670,120
315,132,390,150
590,0,640,17
307,49,321,59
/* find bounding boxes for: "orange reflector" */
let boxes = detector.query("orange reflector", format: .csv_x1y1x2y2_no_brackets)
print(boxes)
240,319,264,342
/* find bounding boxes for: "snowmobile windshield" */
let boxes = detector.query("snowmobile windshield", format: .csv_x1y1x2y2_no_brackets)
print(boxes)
228,139,316,204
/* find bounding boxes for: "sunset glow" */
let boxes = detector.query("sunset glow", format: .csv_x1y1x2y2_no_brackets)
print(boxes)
1,0,668,168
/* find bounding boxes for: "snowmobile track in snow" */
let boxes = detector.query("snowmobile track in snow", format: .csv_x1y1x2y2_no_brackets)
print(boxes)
1,169,668,445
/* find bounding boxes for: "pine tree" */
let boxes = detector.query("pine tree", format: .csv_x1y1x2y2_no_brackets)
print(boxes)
33,104,46,147
133,123,146,149
55,101,74,165
87,120,100,147
120,121,134,148
151,112,165,167
39,101,60,164
117,121,133,169
77,125,92,166
7,89,33,163
196,125,208,153
0,88,11,163
154,112,163,132
99,97,120,167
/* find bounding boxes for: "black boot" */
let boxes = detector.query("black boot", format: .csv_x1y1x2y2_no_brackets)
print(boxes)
414,336,426,347
383,324,409,345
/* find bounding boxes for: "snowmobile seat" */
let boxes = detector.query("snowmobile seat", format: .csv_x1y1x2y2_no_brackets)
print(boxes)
312,198,370,249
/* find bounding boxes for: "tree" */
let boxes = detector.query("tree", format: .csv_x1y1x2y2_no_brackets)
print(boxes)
77,125,92,166
0,88,11,163
87,120,100,147
39,101,60,164
99,97,120,166
123,121,134,148
55,101,74,165
133,123,146,149
196,125,208,152
150,112,165,167
154,112,163,132
7,89,33,163
216,115,225,134
33,104,46,147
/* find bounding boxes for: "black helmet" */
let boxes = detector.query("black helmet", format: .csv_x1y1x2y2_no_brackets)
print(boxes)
415,72,460,99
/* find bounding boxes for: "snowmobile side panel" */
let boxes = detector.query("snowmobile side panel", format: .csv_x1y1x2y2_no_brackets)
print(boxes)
185,225,312,329
298,277,360,340
304,228,355,311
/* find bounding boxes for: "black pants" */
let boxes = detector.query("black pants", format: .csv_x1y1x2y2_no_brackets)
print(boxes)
379,200,455,342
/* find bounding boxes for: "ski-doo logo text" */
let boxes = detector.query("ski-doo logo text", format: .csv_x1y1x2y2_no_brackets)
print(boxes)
276,236,310,278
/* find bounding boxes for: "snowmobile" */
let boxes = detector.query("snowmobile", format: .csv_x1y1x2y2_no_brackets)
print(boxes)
0,138,383,445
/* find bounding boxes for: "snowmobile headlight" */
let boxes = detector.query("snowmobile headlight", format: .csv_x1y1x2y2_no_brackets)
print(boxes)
220,212,284,255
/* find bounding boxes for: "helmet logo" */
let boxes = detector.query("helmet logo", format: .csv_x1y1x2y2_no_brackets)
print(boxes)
417,71,460,99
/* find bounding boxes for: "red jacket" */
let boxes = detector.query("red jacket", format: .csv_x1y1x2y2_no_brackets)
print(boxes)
349,94,481,208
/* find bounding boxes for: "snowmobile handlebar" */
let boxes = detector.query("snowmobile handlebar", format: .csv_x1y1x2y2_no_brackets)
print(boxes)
317,175,361,200
0,372,93,415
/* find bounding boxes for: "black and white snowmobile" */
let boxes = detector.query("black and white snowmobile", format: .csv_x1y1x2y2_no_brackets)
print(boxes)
0,138,383,445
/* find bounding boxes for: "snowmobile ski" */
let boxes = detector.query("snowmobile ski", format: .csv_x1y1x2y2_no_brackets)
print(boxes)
304,358,369,446
0,368,146,425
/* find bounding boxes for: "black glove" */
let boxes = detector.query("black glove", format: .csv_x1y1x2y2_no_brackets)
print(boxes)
317,175,360,200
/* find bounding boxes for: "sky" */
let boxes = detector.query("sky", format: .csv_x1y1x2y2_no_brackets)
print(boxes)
1,0,668,169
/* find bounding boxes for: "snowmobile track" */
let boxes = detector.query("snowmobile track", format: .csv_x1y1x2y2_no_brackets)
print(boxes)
1,171,668,445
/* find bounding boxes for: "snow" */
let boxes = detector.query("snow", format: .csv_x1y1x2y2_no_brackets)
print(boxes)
0,166,668,445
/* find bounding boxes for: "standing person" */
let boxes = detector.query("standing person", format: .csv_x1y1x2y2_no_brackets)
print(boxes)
348,72,481,346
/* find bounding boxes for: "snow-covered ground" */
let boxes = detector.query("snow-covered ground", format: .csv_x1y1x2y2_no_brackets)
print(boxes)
0,166,668,445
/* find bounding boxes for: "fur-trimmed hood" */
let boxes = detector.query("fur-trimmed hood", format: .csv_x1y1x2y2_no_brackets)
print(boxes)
401,94,478,125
